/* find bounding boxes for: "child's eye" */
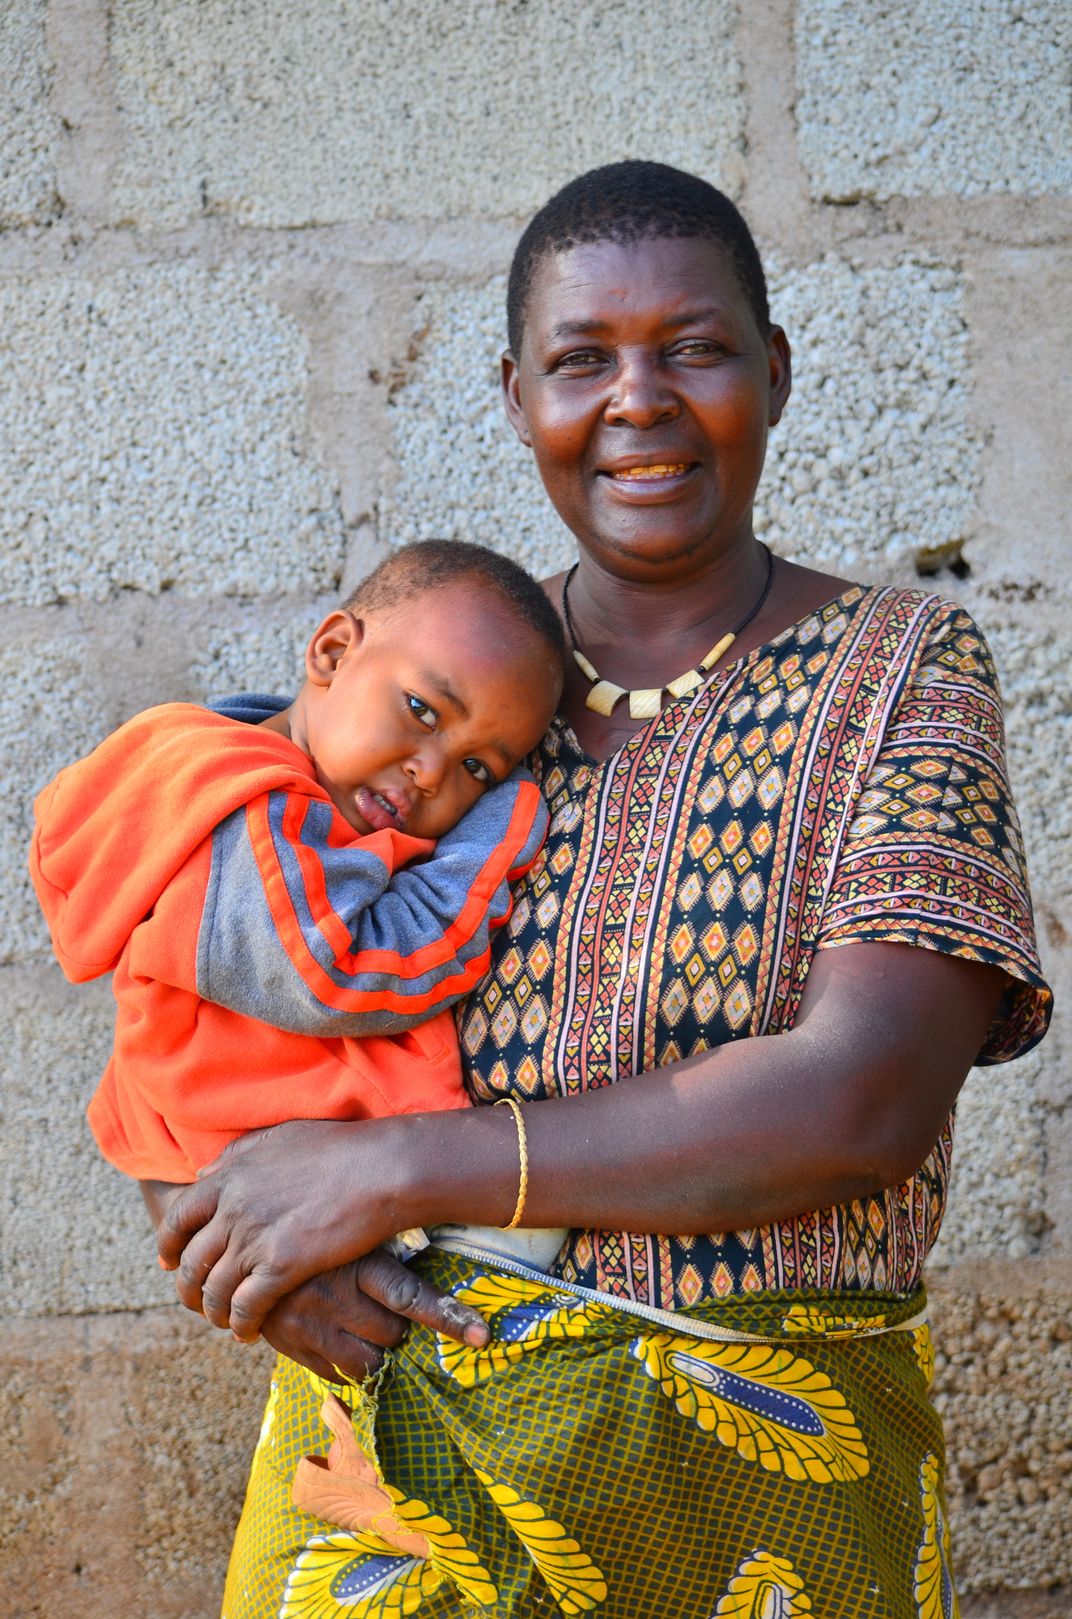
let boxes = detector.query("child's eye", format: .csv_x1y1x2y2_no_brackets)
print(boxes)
407,694,437,729
463,758,492,784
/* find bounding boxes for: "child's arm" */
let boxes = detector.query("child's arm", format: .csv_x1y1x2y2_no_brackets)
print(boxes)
196,773,548,1037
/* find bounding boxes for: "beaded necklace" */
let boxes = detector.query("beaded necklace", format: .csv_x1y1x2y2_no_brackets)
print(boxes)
561,543,775,719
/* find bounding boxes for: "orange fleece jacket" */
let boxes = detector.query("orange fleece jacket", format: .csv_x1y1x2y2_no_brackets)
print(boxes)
29,704,547,1182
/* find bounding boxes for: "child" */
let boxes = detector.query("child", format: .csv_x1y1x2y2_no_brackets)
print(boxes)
30,541,564,1199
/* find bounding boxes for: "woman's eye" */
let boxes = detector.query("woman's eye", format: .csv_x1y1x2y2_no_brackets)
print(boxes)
464,757,492,784
407,694,437,729
553,349,605,372
672,340,721,359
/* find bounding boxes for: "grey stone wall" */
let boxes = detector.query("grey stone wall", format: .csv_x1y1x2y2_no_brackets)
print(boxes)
1,2,1069,1613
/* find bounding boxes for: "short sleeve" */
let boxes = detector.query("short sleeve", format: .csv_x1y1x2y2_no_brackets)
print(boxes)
816,602,1051,1063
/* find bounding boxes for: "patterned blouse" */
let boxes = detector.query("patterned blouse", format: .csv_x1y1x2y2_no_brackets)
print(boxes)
458,586,1051,1310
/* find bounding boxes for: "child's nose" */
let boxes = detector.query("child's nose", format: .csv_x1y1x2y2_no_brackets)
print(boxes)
405,741,446,794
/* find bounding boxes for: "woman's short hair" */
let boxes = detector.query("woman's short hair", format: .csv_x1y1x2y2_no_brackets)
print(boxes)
506,159,770,356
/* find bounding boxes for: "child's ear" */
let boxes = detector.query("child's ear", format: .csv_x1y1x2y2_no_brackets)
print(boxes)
305,610,363,687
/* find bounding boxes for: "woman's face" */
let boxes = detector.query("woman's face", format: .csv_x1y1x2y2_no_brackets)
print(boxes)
502,235,791,580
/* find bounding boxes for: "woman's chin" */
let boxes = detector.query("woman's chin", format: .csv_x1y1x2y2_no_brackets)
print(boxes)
575,513,752,576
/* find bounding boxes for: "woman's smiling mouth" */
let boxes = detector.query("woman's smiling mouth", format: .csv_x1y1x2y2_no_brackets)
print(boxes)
599,461,700,499
610,463,693,481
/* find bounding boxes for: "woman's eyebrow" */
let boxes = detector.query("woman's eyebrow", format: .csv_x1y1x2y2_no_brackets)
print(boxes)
664,306,731,327
549,318,610,340
548,306,731,341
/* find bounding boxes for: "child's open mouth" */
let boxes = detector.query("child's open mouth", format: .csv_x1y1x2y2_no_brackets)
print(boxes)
355,787,409,832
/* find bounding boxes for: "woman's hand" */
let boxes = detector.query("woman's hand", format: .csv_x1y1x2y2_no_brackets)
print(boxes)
257,1252,490,1382
157,1118,418,1340
142,1172,490,1369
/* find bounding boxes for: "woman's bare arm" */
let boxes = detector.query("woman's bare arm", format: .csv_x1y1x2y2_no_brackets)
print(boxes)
158,942,1005,1338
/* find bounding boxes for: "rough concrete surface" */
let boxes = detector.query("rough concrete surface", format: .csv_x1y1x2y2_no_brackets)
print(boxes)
0,262,346,606
0,966,174,1316
929,1263,1072,1597
0,1310,272,1619
987,617,1072,949
796,0,1072,200
379,276,575,577
109,0,746,229
193,598,316,704
966,249,1072,593
936,1050,1046,1264
0,0,57,227
757,256,980,575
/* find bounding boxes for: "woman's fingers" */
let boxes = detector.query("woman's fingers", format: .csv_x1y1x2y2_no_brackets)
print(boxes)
226,1265,290,1341
157,1177,222,1270
188,1248,490,1376
202,1249,259,1335
174,1229,294,1339
172,1220,231,1315
260,1265,408,1382
354,1250,490,1346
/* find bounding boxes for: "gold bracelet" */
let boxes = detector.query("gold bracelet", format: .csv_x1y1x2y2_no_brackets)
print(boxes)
494,1096,529,1230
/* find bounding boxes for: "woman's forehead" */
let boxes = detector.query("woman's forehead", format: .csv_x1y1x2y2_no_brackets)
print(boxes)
524,236,749,334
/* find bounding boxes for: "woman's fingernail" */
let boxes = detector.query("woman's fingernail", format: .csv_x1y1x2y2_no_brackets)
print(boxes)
464,1322,489,1346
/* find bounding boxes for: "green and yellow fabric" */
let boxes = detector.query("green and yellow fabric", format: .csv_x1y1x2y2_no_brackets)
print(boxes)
224,1249,956,1619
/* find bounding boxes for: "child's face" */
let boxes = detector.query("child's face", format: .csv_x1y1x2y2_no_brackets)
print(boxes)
298,582,561,839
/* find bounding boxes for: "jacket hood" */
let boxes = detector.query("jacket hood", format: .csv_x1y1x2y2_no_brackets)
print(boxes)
30,704,323,982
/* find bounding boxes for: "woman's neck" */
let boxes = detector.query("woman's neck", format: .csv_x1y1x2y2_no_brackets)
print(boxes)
564,536,771,685
554,543,855,765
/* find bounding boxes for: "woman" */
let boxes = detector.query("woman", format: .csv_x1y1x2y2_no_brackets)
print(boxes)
153,162,1049,1618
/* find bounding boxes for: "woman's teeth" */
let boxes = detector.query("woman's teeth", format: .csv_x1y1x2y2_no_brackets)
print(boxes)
612,464,690,480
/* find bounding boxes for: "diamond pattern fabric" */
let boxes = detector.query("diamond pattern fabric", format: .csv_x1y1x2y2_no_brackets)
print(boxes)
458,587,1050,1309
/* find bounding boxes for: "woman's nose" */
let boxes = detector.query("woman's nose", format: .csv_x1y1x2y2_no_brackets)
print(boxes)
604,353,679,427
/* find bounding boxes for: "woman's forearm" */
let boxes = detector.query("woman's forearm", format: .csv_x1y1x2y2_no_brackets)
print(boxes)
156,943,1004,1340
396,943,1005,1237
396,1034,876,1236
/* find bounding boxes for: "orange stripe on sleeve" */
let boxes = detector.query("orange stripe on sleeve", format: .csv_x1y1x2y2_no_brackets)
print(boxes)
243,783,543,1013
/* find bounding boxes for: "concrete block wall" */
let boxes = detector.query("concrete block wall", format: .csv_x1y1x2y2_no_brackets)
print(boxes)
0,2,1068,1613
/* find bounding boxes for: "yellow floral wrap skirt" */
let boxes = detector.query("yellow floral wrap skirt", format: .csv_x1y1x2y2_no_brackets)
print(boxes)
223,1249,958,1619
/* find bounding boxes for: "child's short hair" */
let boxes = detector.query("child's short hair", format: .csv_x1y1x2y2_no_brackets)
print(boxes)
345,540,566,668
506,159,770,357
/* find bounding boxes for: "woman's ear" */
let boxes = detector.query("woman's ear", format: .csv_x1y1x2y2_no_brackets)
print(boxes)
305,610,362,687
501,350,532,447
767,327,792,428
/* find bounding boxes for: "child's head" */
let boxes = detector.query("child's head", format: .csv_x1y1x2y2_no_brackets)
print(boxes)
287,541,565,839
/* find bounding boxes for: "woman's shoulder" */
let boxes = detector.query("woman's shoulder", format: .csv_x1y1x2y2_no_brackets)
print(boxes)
775,559,973,624
780,563,994,653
